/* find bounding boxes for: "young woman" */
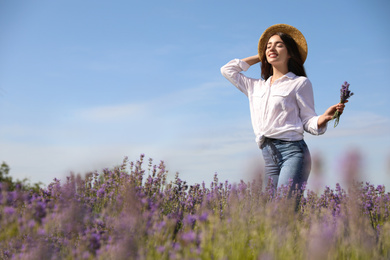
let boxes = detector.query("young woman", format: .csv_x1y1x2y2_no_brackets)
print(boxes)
221,24,346,191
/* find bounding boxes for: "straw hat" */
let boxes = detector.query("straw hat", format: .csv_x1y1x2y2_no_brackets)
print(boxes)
258,24,308,64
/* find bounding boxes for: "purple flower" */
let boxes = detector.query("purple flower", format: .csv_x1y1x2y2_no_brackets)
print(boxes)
156,220,166,231
89,233,101,251
184,214,197,226
332,81,353,127
181,231,196,243
340,81,354,103
4,206,15,216
34,201,47,221
82,251,91,259
97,187,105,198
199,212,208,222
28,219,36,228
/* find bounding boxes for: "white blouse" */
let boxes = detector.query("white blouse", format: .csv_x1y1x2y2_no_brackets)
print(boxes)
221,59,326,147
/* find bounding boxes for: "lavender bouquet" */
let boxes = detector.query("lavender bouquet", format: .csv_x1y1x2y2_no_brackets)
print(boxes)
332,81,353,127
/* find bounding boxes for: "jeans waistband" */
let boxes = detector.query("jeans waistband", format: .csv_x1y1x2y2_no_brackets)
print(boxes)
261,137,303,149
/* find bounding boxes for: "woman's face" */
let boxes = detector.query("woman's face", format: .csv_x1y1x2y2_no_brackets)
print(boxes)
265,34,290,67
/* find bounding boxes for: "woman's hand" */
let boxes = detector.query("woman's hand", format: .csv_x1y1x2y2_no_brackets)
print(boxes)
242,55,260,66
318,101,348,128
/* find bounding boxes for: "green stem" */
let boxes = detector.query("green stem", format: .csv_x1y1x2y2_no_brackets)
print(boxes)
332,100,344,128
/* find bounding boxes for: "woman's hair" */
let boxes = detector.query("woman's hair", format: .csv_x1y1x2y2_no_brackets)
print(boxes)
260,32,307,80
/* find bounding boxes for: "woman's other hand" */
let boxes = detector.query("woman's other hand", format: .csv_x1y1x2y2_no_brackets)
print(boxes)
318,101,348,128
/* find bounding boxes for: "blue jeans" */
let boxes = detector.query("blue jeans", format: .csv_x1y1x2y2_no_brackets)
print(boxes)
261,138,311,191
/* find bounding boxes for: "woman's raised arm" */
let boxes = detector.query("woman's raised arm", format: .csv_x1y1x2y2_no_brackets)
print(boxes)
242,55,260,66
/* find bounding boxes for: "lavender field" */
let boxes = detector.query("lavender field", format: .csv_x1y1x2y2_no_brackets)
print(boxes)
1,154,390,259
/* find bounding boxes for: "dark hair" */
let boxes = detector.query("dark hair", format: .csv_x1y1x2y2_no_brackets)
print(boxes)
260,32,307,80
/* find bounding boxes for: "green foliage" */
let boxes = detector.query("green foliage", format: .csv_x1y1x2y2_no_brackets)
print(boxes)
0,162,12,187
0,161,42,193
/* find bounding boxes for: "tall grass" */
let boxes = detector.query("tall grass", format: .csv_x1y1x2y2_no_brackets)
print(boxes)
1,154,389,259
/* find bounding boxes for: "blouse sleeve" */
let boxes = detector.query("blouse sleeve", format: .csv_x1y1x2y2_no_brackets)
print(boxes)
296,78,327,135
220,59,257,96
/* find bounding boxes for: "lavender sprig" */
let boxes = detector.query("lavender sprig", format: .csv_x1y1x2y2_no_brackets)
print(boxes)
332,81,353,127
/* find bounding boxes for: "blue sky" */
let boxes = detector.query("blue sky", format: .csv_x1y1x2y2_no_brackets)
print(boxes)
1,0,389,190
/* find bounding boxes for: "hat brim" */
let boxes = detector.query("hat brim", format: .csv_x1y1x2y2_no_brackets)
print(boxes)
258,24,308,64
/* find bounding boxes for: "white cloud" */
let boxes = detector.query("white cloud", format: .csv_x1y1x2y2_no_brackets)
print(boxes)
76,80,227,123
78,103,146,122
